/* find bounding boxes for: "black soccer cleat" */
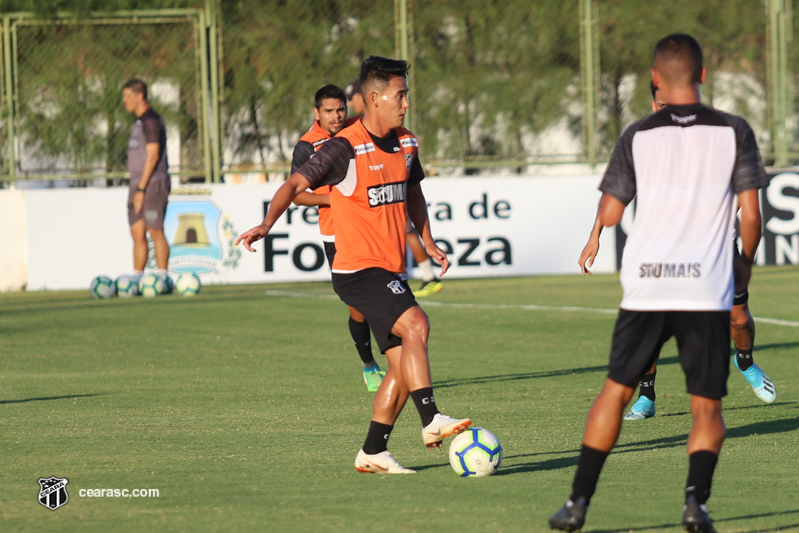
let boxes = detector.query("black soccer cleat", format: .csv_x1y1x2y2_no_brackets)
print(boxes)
548,497,587,532
682,495,717,533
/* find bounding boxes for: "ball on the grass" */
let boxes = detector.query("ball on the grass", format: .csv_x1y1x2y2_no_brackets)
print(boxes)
175,272,201,296
90,276,116,299
139,273,167,297
115,275,140,297
160,274,174,295
449,427,503,477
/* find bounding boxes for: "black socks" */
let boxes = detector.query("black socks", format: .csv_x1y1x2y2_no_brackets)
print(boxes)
362,421,393,455
348,317,374,365
736,347,754,371
570,445,609,506
639,372,657,401
410,387,439,427
685,451,718,505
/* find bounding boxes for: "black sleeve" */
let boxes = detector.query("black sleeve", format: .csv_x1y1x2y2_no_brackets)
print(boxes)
297,137,354,189
728,115,770,194
408,154,425,188
598,122,640,205
141,114,163,144
291,141,315,174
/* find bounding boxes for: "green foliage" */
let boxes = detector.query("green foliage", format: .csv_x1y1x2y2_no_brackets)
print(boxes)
1,269,798,531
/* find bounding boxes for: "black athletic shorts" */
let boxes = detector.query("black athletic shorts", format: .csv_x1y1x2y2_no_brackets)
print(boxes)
607,309,731,399
324,241,336,269
332,268,418,354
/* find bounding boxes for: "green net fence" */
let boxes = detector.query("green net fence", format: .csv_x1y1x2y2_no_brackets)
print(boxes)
0,1,797,184
11,14,203,182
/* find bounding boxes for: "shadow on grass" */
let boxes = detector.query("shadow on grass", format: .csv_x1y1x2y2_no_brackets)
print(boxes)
0,393,103,405
584,509,799,532
433,365,609,388
496,416,799,476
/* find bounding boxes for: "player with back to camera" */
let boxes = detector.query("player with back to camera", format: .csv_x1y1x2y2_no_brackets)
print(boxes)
237,56,470,474
551,33,768,533
346,79,444,298
122,79,171,276
578,82,776,422
290,84,386,393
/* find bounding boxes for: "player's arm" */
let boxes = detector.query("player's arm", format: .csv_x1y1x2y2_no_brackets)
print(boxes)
235,172,312,252
578,210,604,275
293,191,330,207
407,184,450,277
734,188,762,289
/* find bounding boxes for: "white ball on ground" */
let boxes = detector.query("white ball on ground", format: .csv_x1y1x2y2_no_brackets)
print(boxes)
90,276,116,299
175,272,201,296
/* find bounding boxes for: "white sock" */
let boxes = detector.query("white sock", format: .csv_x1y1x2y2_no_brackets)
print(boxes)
417,258,435,282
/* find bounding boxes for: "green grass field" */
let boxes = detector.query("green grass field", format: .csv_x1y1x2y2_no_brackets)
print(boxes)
2,268,798,532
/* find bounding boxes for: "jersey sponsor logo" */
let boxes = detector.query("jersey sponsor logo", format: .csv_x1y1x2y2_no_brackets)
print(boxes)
368,181,407,207
312,138,330,149
404,153,414,170
387,279,406,294
639,262,701,278
353,142,376,155
400,137,418,148
670,113,697,125
369,164,384,171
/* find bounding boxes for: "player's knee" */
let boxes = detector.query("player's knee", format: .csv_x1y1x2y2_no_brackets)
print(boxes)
398,307,429,340
730,311,750,331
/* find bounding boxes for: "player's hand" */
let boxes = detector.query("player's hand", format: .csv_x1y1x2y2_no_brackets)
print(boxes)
235,224,270,252
133,191,144,214
733,252,752,293
578,238,600,275
425,241,450,277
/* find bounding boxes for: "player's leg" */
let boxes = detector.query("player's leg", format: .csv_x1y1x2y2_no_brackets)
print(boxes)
731,299,776,403
406,220,442,297
143,179,170,272
355,344,415,474
550,311,666,531
130,219,148,272
348,306,384,391
390,305,471,448
625,359,658,420
675,310,729,532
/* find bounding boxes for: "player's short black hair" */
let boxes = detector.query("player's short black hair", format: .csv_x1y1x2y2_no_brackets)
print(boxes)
653,33,703,85
123,78,148,101
649,80,658,101
314,84,346,109
359,56,410,92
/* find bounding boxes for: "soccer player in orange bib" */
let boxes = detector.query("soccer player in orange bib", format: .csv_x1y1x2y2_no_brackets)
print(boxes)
236,56,470,474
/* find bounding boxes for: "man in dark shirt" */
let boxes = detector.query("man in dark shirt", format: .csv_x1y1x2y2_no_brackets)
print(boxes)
122,79,171,275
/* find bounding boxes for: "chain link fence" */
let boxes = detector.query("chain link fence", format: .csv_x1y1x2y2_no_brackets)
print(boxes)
7,12,204,185
0,1,797,184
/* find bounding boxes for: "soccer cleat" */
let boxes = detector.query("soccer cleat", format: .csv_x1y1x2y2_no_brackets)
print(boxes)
682,495,717,533
734,358,777,403
422,413,471,448
624,396,656,420
363,368,385,392
354,449,416,474
413,279,443,298
548,497,588,532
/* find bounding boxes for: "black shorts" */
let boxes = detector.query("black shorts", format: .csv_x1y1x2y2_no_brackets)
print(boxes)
607,310,731,399
324,241,336,269
332,268,418,354
128,178,170,230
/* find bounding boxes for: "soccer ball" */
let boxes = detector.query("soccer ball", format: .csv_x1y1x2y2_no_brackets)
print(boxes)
175,272,201,296
160,274,175,295
139,273,167,297
90,276,116,299
448,427,503,477
115,275,140,298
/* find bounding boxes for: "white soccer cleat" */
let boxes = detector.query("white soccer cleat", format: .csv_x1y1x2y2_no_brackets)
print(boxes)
422,413,472,448
354,449,416,474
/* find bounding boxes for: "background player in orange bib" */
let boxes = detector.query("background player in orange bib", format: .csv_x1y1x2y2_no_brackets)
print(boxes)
290,84,386,393
237,56,470,474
